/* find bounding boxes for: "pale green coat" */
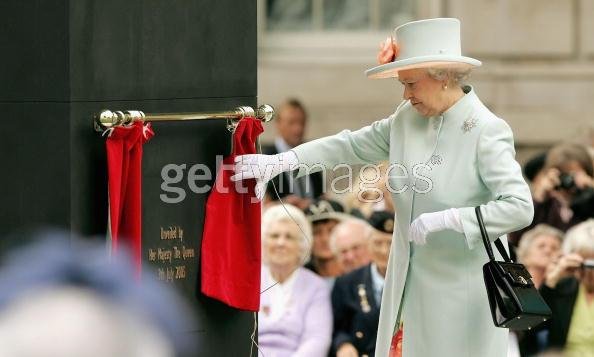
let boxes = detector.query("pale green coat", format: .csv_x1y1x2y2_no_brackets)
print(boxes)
292,87,533,357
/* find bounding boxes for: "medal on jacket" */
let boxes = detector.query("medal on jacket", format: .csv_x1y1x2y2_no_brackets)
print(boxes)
358,284,371,313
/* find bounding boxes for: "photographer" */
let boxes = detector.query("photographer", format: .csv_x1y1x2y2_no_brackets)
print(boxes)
539,219,594,355
511,143,594,247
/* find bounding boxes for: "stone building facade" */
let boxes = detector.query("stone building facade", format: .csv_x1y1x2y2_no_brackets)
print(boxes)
258,0,594,162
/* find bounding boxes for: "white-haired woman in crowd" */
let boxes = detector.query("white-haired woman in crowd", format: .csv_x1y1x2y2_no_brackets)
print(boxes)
258,204,332,357
517,224,564,288
236,18,533,357
540,219,594,355
514,225,564,356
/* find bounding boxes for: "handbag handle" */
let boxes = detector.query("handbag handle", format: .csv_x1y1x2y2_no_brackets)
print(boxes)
474,206,512,263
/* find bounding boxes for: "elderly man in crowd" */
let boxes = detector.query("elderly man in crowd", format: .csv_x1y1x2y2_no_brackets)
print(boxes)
331,211,395,357
330,217,373,274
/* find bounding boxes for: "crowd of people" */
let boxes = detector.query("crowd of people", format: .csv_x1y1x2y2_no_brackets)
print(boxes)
257,98,399,357
259,198,397,357
257,98,594,357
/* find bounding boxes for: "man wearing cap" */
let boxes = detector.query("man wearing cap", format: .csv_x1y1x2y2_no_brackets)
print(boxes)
304,199,351,281
234,18,533,357
331,211,394,357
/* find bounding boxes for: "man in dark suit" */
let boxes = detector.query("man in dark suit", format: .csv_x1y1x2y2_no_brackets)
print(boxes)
261,98,324,209
331,211,394,357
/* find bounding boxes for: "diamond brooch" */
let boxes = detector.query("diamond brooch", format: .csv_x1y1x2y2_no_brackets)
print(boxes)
462,118,478,133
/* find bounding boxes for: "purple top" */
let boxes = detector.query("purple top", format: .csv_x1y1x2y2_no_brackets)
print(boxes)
258,266,332,357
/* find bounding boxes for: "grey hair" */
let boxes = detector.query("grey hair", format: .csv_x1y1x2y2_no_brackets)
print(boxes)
426,67,472,86
261,204,312,264
329,218,373,254
563,219,594,255
516,224,564,263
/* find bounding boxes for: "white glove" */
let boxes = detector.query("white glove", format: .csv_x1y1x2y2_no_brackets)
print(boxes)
408,208,463,245
230,151,299,200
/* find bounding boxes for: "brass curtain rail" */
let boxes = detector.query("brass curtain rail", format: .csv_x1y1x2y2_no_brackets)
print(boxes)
94,105,275,132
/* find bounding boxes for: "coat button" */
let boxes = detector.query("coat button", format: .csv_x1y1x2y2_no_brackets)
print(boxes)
362,355,369,357
356,331,364,339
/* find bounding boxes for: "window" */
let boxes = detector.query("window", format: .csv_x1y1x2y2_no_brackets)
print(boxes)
263,0,416,32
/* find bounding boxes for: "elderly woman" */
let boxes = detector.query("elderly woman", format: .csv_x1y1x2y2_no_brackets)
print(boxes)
514,225,564,356
259,204,332,357
540,219,594,355
234,18,533,356
517,224,564,288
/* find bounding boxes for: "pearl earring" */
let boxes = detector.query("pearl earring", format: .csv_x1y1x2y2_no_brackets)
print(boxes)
443,84,448,90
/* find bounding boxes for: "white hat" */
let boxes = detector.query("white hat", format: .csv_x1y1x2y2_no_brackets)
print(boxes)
365,18,481,79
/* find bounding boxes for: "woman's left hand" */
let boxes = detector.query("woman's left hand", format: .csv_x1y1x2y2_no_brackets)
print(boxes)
409,208,463,245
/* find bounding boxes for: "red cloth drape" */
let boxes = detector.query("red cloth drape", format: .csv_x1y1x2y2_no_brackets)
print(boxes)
201,117,263,311
106,122,154,279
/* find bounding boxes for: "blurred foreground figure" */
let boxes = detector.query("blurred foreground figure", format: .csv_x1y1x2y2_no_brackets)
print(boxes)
0,231,196,357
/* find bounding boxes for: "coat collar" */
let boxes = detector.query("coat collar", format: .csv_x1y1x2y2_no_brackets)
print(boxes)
439,85,482,132
442,86,477,119
408,86,481,134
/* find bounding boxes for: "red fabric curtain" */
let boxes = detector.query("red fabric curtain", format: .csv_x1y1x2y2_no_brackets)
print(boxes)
201,117,263,311
106,122,154,279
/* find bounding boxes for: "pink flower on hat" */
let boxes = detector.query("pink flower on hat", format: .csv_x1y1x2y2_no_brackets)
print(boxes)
377,36,399,65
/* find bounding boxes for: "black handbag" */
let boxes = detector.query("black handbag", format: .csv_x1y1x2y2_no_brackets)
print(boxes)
475,206,552,330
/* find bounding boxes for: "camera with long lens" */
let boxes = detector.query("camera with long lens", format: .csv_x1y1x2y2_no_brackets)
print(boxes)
555,173,594,219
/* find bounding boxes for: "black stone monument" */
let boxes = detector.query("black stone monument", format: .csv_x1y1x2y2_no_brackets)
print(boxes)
1,1,258,355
